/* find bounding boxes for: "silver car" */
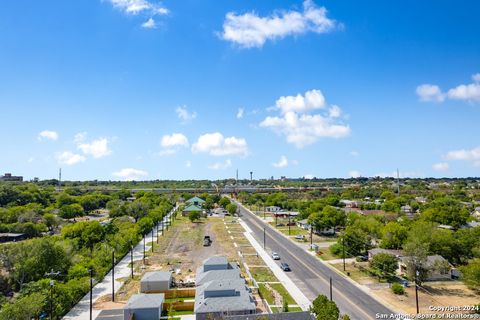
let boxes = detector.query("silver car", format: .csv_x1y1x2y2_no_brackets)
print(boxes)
271,252,280,260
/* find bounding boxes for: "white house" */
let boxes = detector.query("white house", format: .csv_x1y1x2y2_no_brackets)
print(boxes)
265,206,281,213
398,255,453,281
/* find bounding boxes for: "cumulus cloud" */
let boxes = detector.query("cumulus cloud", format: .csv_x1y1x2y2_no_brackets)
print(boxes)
106,0,168,15
208,159,232,170
38,130,59,141
77,138,112,158
444,147,480,166
416,84,445,102
304,174,315,179
141,17,156,29
176,106,197,124
417,73,480,103
221,0,339,48
260,89,350,148
236,108,245,119
192,132,249,156
349,170,361,178
161,133,189,148
112,168,148,181
432,162,449,171
273,155,288,168
57,151,86,166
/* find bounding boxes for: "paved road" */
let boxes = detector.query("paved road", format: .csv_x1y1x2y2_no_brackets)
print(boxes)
235,202,395,320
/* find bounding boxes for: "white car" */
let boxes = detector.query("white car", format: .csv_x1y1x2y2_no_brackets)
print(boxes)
271,252,280,260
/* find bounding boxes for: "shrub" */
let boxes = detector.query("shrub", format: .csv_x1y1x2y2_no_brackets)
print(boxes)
391,283,405,295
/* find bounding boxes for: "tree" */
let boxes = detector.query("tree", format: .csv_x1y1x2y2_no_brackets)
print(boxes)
137,217,154,236
226,203,238,215
308,206,345,232
188,210,201,223
370,253,398,278
421,197,470,228
0,292,45,320
219,197,231,208
80,221,105,251
59,203,84,219
43,213,59,231
311,294,339,320
460,259,480,290
126,201,149,222
381,222,408,249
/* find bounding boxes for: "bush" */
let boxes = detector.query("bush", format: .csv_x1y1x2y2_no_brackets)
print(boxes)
391,283,405,295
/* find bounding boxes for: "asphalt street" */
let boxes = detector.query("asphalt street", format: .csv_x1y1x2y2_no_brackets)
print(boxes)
236,202,395,320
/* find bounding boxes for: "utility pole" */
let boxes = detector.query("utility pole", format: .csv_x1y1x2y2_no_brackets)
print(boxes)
112,250,115,302
89,269,93,320
263,227,266,249
310,227,313,248
288,214,291,235
143,235,146,264
151,229,154,252
342,236,346,272
130,244,134,279
46,269,60,320
329,276,333,301
415,269,420,314
156,223,159,244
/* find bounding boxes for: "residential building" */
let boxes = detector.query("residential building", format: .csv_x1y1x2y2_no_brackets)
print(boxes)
296,219,311,230
195,256,256,320
182,204,203,216
140,271,173,293
123,293,164,320
186,196,206,207
400,205,412,214
222,312,314,320
398,255,453,281
367,248,403,260
340,200,358,208
265,206,281,213
0,173,23,182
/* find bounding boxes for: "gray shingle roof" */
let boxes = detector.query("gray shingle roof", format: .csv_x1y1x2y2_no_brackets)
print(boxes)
195,279,255,314
196,269,241,286
141,271,172,283
204,256,228,266
124,293,164,309
223,312,315,320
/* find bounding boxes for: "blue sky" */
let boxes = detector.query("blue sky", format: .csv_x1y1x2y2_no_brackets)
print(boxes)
1,0,479,181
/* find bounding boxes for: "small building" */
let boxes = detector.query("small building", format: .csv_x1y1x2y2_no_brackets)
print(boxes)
0,233,27,243
123,293,164,320
196,269,241,287
0,173,23,182
265,206,281,213
186,196,206,207
140,271,173,293
183,204,203,216
398,255,453,281
400,205,412,214
340,200,358,208
415,197,427,204
296,219,311,230
367,248,403,260
271,211,300,219
202,256,230,272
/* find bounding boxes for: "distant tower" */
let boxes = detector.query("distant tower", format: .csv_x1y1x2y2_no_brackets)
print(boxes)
396,168,400,195
59,168,62,189
250,171,253,182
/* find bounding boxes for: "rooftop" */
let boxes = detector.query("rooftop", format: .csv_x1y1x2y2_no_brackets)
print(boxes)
124,293,164,309
141,271,172,283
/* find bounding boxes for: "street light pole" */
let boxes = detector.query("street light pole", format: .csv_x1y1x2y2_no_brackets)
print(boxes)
151,229,154,252
415,269,420,314
288,214,291,235
310,227,313,248
46,269,60,320
143,235,146,264
156,223,159,244
342,236,346,272
263,227,266,249
329,276,333,301
130,244,134,279
89,269,93,320
112,251,115,302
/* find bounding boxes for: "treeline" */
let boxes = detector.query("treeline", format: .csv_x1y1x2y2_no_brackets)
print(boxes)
0,185,175,320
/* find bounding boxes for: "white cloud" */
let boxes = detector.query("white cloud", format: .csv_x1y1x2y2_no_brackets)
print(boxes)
192,132,249,157
185,160,192,168
176,106,197,124
432,162,449,171
141,18,156,29
106,0,168,15
77,138,112,158
38,130,58,141
350,150,359,157
304,174,315,179
208,159,232,170
221,0,338,48
74,132,87,143
417,73,480,103
112,168,148,181
328,105,341,118
236,108,245,119
349,170,361,178
444,147,480,166
275,89,326,114
161,133,189,148
273,155,288,168
57,151,86,166
416,84,445,102
158,149,177,156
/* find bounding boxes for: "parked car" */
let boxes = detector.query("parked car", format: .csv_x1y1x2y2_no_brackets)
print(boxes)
295,235,306,241
203,236,212,246
272,252,280,260
280,262,291,271
355,255,368,262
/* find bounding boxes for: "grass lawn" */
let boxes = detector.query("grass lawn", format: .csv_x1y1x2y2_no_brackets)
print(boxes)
271,306,303,313
270,283,296,305
331,262,379,283
249,267,279,282
258,284,275,304
277,226,308,237
244,254,266,266
316,248,339,261
170,310,194,315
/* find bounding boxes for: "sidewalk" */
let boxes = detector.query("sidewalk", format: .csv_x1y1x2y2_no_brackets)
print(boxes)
239,220,311,311
63,206,178,320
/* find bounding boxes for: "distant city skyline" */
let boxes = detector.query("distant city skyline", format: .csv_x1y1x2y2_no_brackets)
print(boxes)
0,1,479,181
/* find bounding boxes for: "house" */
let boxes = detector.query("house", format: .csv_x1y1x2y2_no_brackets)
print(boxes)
271,211,300,219
398,255,453,281
195,256,256,320
222,312,315,320
415,197,427,204
123,293,164,320
265,206,281,213
340,200,358,208
461,221,480,229
296,219,311,230
183,204,203,216
400,205,412,214
438,224,455,231
0,233,26,243
186,196,206,207
367,248,403,260
140,271,173,293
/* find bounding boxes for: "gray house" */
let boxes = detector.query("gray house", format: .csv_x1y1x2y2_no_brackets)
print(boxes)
195,256,256,320
123,293,164,320
140,271,172,293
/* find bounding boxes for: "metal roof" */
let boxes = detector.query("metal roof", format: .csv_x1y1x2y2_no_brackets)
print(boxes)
141,271,172,283
124,293,164,309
